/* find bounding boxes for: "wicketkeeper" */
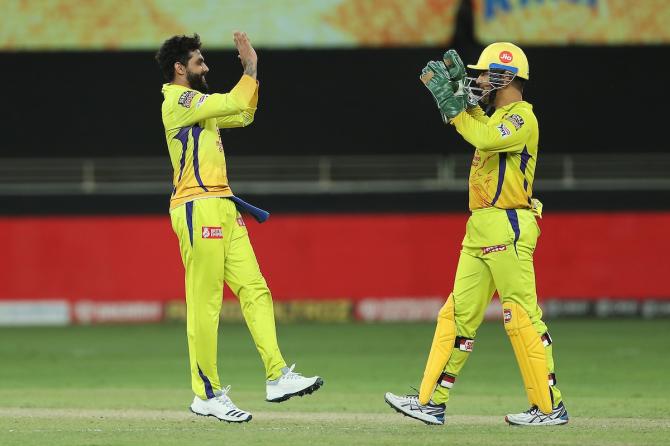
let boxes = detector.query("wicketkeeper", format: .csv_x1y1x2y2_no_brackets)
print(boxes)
385,42,569,426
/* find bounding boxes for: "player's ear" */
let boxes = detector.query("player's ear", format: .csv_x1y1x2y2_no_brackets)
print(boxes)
174,61,185,77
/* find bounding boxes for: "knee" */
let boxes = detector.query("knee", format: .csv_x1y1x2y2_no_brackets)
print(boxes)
236,277,272,304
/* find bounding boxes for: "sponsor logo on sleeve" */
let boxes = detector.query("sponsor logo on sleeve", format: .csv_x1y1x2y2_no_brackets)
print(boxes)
196,94,209,108
505,113,525,130
236,217,246,227
503,308,512,323
178,91,197,108
202,226,223,239
482,244,507,255
496,123,511,138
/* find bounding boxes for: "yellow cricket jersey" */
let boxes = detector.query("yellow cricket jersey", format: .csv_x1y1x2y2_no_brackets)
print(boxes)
451,101,538,211
161,75,259,210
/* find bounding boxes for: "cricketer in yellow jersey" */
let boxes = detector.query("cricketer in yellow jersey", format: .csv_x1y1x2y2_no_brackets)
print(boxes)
385,43,569,427
156,32,322,423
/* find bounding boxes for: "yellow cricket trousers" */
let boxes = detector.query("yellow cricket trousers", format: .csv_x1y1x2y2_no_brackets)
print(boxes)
432,207,562,405
170,197,286,400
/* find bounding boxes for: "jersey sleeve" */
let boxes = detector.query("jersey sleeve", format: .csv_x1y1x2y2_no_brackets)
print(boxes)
216,83,259,128
166,75,258,129
466,105,489,123
450,108,531,153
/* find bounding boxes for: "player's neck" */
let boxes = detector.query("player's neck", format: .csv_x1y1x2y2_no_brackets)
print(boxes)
171,77,191,89
494,87,522,109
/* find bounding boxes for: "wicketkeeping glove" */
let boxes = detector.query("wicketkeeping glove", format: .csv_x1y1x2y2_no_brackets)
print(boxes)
420,61,466,120
443,49,466,81
443,49,479,109
420,60,453,104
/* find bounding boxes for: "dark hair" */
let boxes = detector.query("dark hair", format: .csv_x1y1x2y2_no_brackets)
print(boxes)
512,77,526,92
155,34,202,82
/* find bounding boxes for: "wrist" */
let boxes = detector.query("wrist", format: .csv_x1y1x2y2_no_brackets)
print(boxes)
243,61,257,78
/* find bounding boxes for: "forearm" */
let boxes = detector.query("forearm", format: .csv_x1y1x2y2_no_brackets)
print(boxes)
217,109,256,128
466,105,489,123
216,83,258,128
451,111,522,152
243,60,257,79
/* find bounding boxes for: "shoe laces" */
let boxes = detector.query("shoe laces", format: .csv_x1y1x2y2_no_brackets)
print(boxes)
213,385,240,411
281,364,304,380
524,405,539,415
403,388,439,408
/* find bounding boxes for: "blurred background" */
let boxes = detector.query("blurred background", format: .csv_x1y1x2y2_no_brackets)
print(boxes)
1,0,670,326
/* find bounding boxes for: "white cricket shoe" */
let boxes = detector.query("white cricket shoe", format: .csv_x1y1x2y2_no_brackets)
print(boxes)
384,392,445,425
505,401,569,426
189,386,252,423
266,364,323,402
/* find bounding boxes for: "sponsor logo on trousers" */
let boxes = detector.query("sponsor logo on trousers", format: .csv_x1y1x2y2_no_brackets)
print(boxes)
482,244,507,254
503,308,512,323
202,226,223,239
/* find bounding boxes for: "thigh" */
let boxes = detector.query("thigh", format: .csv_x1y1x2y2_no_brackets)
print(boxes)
171,199,227,328
222,202,268,295
452,248,496,338
171,199,227,292
487,211,546,332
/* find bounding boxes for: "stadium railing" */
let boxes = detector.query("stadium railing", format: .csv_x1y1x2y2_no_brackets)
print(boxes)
1,153,669,195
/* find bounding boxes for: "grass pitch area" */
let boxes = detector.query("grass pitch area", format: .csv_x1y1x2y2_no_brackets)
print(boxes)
1,320,668,445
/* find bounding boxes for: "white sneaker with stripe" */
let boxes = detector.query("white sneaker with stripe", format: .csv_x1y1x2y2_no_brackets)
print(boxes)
384,392,446,425
266,364,324,402
190,386,252,423
505,401,569,426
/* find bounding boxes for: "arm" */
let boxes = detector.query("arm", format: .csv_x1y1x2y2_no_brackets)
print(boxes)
234,31,257,80
451,109,530,153
169,31,259,129
466,105,489,123
167,75,257,129
216,83,258,128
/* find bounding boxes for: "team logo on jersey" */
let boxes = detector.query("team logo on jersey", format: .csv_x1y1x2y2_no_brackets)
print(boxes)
202,226,223,239
236,217,246,227
496,124,511,138
504,309,512,323
505,113,525,130
482,244,507,255
178,91,197,108
499,51,513,63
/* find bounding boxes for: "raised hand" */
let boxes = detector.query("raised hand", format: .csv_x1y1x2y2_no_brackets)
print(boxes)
234,31,257,79
442,49,466,81
420,61,466,121
443,49,479,108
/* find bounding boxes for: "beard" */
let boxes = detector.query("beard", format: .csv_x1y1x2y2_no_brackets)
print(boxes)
479,87,493,104
187,70,209,93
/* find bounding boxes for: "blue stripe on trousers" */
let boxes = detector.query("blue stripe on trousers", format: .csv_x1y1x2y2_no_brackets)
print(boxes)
185,201,194,247
505,209,520,254
197,365,215,399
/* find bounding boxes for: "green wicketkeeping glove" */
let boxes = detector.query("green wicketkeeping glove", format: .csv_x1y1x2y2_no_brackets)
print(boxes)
439,92,467,120
420,60,453,106
442,49,466,81
443,49,479,109
420,61,465,120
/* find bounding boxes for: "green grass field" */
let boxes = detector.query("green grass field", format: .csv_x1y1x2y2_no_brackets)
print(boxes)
1,319,669,445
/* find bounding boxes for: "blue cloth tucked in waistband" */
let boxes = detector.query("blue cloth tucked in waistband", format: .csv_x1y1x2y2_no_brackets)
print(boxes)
228,196,270,223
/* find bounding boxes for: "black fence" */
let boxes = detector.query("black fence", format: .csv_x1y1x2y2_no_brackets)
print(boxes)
3,45,668,160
